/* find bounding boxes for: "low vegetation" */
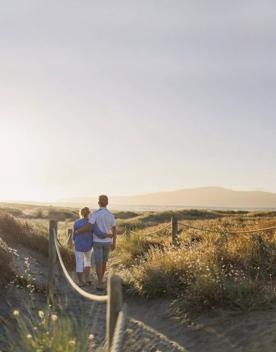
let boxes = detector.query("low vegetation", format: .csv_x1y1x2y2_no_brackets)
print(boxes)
0,213,75,275
2,203,276,315
115,216,276,312
3,306,97,352
0,203,79,221
0,237,16,284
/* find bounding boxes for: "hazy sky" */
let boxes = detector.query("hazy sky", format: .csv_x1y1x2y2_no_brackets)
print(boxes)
1,1,276,202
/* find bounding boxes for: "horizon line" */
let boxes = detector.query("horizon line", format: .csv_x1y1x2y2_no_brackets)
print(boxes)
0,185,275,205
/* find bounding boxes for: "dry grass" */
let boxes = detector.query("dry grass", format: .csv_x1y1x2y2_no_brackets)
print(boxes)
0,203,79,221
116,216,276,312
2,204,276,313
0,238,16,284
3,306,98,352
0,214,75,271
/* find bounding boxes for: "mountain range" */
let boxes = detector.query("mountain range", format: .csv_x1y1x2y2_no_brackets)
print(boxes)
56,187,276,210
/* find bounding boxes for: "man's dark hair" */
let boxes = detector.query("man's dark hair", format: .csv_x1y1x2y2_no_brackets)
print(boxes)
98,195,108,207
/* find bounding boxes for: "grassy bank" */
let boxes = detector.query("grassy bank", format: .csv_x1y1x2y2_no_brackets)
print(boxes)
2,203,276,313
115,216,276,312
0,214,75,274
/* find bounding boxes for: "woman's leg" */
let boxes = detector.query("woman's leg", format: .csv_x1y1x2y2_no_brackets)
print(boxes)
83,250,92,283
75,251,85,285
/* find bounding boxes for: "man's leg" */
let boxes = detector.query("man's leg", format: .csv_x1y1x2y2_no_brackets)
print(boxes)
94,245,104,288
101,245,111,285
102,261,107,277
84,267,90,282
95,262,104,287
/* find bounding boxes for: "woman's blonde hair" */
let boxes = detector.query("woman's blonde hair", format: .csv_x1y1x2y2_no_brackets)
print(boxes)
79,207,90,218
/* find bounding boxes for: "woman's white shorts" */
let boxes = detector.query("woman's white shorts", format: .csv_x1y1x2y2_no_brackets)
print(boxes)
75,250,92,272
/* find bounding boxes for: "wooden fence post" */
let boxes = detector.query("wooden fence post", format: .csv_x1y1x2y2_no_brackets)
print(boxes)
66,228,73,249
171,216,178,245
48,220,57,304
106,275,123,351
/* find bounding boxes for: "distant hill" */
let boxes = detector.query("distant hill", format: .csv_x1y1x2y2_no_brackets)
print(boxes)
56,187,276,209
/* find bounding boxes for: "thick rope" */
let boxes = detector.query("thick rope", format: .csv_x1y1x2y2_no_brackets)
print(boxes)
178,221,276,235
208,210,276,220
178,222,224,234
128,223,171,237
53,228,108,303
207,210,249,218
57,236,64,248
110,304,128,352
226,225,276,234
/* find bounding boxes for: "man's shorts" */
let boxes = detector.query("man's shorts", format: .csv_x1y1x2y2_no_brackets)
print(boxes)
93,243,111,264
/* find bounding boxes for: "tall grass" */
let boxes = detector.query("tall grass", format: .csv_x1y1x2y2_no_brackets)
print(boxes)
0,214,75,270
0,237,16,284
116,218,276,312
4,306,99,352
116,229,168,265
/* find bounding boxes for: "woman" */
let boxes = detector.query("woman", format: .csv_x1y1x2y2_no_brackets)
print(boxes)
73,207,112,287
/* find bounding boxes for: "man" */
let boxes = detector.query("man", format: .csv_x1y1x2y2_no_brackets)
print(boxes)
75,195,116,290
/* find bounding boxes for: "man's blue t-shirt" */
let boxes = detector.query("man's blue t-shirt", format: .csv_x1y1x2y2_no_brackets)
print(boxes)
73,218,93,252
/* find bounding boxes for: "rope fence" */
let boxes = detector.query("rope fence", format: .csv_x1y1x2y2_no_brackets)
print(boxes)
53,227,108,302
206,210,276,220
178,221,276,235
56,235,65,249
47,220,127,351
110,304,128,352
55,229,73,250
127,223,171,237
47,215,276,350
178,222,225,235
124,216,276,244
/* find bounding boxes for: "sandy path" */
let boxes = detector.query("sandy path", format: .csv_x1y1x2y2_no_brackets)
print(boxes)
127,296,276,352
1,242,185,351
126,297,188,347
4,240,276,352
